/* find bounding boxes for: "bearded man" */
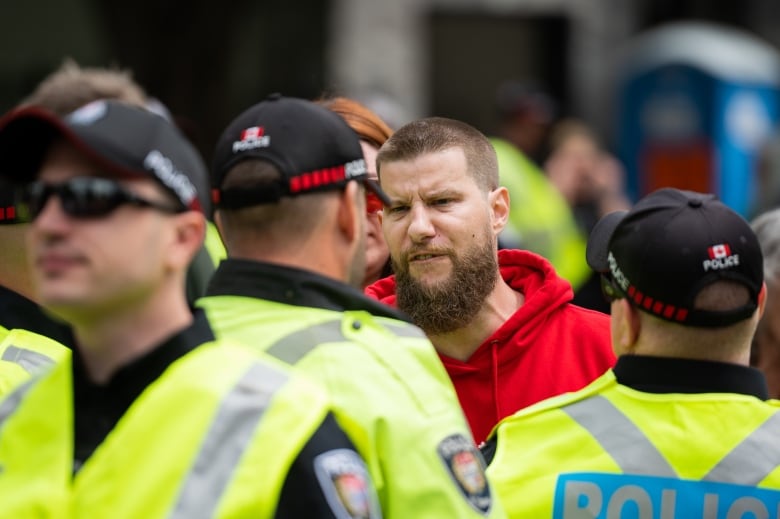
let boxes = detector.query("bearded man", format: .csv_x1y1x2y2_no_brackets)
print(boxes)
365,117,616,444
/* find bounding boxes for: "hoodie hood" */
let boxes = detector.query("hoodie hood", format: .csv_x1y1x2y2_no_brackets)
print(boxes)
442,248,573,368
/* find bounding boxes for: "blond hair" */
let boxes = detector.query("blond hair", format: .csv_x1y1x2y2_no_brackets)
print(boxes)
21,58,147,116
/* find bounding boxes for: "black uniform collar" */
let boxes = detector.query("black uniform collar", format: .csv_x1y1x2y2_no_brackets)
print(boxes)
613,355,769,400
206,258,411,322
72,309,215,471
73,309,215,395
0,284,74,348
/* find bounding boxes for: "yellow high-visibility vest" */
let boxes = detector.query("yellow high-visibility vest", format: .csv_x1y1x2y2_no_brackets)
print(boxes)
0,341,353,518
487,370,780,518
198,294,504,518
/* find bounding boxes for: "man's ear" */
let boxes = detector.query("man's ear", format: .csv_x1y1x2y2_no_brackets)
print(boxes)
489,186,510,235
757,282,768,321
613,299,641,355
336,181,361,244
168,212,207,270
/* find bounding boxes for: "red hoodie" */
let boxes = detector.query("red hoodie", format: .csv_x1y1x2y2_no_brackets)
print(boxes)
365,248,616,444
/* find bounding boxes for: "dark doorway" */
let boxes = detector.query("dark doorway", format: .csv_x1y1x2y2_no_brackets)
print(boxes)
428,10,570,138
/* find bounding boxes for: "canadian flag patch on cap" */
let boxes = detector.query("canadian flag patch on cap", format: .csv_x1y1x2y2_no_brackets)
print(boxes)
708,244,731,259
233,126,270,153
241,126,264,140
703,243,739,272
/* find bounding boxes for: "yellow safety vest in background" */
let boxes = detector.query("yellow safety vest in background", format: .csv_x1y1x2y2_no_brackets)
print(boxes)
0,326,70,396
204,221,227,267
198,295,503,518
490,137,590,291
487,370,780,518
0,341,342,518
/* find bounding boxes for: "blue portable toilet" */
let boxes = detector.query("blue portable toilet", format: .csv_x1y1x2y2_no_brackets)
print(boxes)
616,21,780,216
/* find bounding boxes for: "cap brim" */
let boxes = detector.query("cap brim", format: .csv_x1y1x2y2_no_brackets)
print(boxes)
365,178,391,206
0,106,66,183
586,210,628,272
0,106,140,184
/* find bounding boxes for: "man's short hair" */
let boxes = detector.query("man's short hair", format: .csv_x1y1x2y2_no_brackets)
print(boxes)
216,159,334,252
376,117,499,192
21,59,147,116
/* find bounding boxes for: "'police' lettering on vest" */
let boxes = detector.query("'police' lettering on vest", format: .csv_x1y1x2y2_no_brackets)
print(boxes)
553,473,780,519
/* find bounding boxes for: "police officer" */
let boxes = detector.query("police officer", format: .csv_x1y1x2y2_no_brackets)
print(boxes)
0,176,72,395
0,100,380,518
198,95,503,518
483,187,780,518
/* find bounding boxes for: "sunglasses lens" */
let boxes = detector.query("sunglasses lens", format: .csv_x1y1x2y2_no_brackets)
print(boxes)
24,178,126,219
22,183,51,220
67,179,123,217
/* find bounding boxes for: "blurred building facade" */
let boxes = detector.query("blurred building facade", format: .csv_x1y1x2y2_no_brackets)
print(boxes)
3,0,780,180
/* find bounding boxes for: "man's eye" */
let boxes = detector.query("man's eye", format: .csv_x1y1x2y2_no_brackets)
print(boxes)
386,205,408,215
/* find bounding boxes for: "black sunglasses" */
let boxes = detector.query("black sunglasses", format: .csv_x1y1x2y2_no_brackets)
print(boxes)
600,274,625,303
19,177,184,221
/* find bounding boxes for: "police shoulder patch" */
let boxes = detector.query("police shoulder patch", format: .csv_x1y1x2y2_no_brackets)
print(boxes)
438,433,492,514
314,448,381,519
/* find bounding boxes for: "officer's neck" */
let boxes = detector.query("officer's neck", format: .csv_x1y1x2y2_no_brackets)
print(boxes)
69,290,193,385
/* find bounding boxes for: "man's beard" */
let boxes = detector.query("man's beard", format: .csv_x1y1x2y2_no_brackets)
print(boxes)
394,234,498,335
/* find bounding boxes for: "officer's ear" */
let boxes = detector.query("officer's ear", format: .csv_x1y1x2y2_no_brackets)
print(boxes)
336,181,361,245
167,211,207,271
612,299,641,356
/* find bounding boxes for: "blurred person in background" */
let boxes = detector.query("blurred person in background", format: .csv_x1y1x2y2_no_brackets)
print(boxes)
545,118,631,235
544,118,632,312
751,207,780,398
367,116,615,444
752,132,780,219
489,80,591,292
318,95,393,288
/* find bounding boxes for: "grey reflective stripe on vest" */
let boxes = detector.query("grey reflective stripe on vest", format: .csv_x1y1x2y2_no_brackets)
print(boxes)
563,395,780,484
703,411,780,485
266,320,345,365
377,319,427,339
562,395,677,477
2,345,56,375
0,379,36,430
169,361,289,518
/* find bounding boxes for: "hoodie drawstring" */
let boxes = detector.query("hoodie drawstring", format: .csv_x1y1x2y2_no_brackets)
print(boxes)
491,340,500,425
